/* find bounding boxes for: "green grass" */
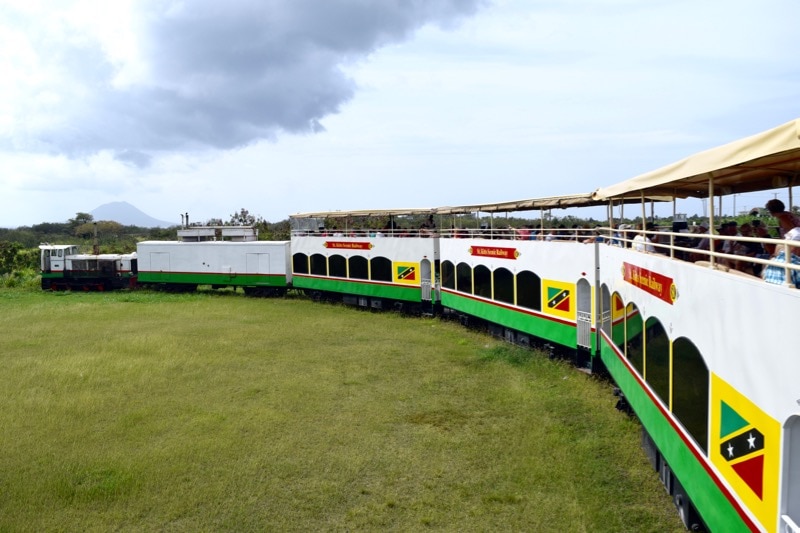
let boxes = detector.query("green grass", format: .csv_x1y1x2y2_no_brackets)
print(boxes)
0,289,684,532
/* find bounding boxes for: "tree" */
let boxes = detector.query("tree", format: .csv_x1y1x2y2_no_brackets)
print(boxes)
68,212,94,228
229,208,264,226
73,221,124,240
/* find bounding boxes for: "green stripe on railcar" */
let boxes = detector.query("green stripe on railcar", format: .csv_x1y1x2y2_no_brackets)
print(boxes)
599,342,750,533
293,275,422,302
441,291,578,349
137,271,287,287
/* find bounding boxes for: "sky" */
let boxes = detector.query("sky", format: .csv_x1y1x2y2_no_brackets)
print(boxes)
1,0,800,228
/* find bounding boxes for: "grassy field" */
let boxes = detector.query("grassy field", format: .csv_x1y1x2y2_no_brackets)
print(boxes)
0,289,684,532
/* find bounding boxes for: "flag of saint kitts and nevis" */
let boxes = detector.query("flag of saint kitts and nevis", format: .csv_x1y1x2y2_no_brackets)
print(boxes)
710,374,780,530
392,262,418,285
541,279,575,321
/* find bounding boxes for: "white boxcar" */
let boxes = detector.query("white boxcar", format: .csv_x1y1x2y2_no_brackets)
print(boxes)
136,240,291,295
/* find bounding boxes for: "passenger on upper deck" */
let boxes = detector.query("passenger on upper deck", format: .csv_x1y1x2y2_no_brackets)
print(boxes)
733,222,767,276
632,223,655,253
515,225,531,240
717,222,740,266
690,223,713,261
765,199,800,237
762,227,800,288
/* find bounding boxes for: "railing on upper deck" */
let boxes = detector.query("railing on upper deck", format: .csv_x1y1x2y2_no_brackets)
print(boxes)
611,226,800,289
291,225,800,289
782,514,800,533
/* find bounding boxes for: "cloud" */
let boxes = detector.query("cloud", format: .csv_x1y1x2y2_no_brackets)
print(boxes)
0,0,485,164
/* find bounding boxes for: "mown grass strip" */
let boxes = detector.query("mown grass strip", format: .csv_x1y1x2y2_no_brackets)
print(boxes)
0,289,683,531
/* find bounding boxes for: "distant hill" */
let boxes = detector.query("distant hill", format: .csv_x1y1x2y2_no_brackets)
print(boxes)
91,202,176,228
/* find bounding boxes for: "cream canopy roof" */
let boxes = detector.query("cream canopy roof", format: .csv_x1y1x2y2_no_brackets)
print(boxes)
290,193,664,220
592,118,800,201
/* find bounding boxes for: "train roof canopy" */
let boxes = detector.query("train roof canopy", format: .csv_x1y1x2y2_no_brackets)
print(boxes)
593,118,800,201
436,193,607,214
290,208,439,219
290,193,667,220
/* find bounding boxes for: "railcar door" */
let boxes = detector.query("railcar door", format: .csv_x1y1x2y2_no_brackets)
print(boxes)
783,415,800,531
246,253,270,274
420,259,432,302
576,278,592,350
150,252,170,282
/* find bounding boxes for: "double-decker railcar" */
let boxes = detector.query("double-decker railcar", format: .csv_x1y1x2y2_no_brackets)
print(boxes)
588,118,800,533
289,210,438,314
435,196,609,369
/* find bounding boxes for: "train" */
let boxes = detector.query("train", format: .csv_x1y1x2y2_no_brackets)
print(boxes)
38,118,800,533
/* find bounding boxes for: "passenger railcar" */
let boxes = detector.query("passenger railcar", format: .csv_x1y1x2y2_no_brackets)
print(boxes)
289,213,438,313
591,118,800,533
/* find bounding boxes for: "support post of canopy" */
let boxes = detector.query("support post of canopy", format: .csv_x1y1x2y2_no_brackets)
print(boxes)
540,208,545,237
708,177,716,267
671,197,677,259
640,191,647,240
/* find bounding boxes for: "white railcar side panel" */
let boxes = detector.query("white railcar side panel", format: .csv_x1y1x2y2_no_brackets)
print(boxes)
137,241,290,276
291,236,438,262
440,238,597,281
598,245,800,423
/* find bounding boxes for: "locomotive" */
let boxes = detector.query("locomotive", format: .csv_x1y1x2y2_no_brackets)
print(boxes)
39,118,800,533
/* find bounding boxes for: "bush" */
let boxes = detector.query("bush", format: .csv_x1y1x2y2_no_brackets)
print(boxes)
1,269,40,290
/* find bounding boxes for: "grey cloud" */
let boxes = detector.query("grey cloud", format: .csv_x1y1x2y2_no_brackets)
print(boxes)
114,150,153,168
11,0,485,164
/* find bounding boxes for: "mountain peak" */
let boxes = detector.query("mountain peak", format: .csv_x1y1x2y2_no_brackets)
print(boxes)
91,202,176,228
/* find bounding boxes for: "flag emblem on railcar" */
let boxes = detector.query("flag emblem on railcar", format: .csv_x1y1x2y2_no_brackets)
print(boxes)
719,402,765,499
396,265,416,281
392,262,419,285
541,280,575,320
710,374,780,529
547,288,570,311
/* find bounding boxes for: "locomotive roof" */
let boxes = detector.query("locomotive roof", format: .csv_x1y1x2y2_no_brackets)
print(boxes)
593,117,800,200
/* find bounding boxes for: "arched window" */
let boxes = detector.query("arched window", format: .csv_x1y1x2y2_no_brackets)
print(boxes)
329,255,347,278
292,253,309,275
349,256,368,280
310,254,327,276
493,267,514,305
611,293,626,351
441,260,455,290
672,337,709,452
644,317,669,405
625,303,643,376
517,271,541,311
474,265,491,298
456,262,472,294
370,257,392,282
600,285,611,336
